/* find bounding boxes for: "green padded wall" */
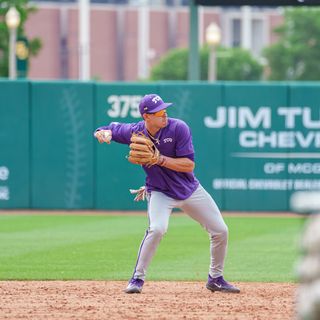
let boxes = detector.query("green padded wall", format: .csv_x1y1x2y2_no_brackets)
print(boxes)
31,82,94,209
1,80,319,211
222,83,289,211
94,82,320,211
287,83,320,209
0,80,30,208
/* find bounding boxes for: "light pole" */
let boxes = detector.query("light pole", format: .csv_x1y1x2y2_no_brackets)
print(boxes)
5,7,21,80
205,22,221,82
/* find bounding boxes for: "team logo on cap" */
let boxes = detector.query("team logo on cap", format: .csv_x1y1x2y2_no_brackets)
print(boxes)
152,96,161,104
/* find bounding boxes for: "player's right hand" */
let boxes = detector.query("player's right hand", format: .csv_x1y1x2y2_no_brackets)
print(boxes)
95,130,112,144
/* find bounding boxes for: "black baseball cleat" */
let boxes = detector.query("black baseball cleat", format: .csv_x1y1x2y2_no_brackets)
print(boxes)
206,275,240,293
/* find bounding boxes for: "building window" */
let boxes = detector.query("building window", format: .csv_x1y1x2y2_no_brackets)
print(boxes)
231,18,241,47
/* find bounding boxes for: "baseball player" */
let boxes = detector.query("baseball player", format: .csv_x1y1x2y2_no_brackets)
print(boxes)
94,94,240,294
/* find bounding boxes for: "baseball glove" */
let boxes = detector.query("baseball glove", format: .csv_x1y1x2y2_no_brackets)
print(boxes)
127,132,160,167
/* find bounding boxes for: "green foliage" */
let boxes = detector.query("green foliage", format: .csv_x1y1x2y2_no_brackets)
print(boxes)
204,46,263,81
150,48,189,80
263,8,320,80
0,214,302,281
149,46,263,81
0,0,42,77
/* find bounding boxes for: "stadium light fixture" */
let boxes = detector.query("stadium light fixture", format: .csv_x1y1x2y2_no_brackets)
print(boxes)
205,22,221,81
5,7,21,80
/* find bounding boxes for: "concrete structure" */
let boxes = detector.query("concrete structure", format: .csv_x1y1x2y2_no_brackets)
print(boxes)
25,4,283,81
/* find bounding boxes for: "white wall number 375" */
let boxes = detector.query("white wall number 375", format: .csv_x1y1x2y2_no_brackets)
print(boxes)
107,95,142,118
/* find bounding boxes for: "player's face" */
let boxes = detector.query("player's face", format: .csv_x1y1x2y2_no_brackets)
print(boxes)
147,109,168,128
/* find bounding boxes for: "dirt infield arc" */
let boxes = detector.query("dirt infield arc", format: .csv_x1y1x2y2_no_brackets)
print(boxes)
0,281,296,320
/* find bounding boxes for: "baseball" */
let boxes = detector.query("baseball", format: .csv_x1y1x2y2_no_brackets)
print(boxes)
102,130,111,142
96,130,111,143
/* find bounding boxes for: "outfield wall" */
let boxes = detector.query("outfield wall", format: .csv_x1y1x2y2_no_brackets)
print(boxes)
1,80,319,211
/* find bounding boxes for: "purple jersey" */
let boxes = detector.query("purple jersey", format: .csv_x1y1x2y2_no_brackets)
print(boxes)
95,118,199,200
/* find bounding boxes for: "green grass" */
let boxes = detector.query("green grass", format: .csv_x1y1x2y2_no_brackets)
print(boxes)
0,214,305,282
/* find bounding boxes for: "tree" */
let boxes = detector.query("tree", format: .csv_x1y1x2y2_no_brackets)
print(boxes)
149,46,263,81
150,48,188,81
263,8,320,80
0,1,41,77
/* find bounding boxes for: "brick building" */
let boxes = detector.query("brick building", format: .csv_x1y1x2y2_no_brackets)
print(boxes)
25,3,283,81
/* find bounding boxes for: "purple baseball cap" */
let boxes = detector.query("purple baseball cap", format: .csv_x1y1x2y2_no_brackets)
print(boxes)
139,94,173,115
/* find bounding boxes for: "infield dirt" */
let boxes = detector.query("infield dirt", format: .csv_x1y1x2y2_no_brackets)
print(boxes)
0,281,296,320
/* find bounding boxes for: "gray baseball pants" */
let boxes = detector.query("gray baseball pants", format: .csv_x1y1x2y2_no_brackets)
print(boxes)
132,184,228,280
